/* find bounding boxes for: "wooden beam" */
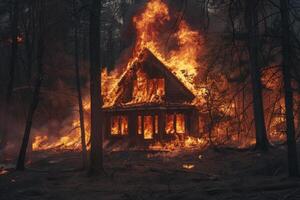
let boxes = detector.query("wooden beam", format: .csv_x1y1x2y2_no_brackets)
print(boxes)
158,111,166,141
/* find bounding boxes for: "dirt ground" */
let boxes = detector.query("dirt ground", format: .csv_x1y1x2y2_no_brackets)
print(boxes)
1,144,300,200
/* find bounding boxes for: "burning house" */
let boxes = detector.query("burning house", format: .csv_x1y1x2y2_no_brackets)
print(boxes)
103,49,199,144
27,0,293,152
32,0,208,151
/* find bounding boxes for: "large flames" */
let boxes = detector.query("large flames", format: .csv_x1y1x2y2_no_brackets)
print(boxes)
33,0,205,152
133,0,202,79
32,0,298,152
103,0,204,107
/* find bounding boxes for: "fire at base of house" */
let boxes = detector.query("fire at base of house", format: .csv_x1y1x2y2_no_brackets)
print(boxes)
103,49,200,145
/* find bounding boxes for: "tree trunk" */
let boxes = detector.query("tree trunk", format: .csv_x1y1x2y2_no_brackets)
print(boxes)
16,0,44,171
89,0,103,174
280,0,299,177
297,97,300,138
245,0,269,151
295,83,300,138
74,0,88,169
297,79,300,139
0,0,19,152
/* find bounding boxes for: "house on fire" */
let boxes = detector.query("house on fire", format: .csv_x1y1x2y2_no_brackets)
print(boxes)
103,49,199,144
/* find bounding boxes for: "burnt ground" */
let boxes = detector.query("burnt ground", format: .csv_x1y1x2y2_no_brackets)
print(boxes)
1,144,300,200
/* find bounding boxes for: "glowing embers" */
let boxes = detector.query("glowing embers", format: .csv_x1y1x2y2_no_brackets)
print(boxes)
165,113,186,134
138,115,158,139
111,115,128,136
131,68,165,104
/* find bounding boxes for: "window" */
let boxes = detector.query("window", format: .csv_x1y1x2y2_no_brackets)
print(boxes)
144,116,153,139
165,114,175,134
165,113,185,134
120,116,128,135
111,116,119,135
110,115,128,136
176,114,185,134
131,68,165,103
137,115,158,139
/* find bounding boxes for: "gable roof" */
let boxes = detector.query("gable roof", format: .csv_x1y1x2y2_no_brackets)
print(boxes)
110,48,195,106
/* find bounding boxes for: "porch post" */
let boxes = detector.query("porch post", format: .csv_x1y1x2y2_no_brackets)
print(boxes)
158,110,166,141
104,113,111,139
128,112,137,139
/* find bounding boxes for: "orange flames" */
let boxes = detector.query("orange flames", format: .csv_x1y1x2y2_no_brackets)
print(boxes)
32,98,91,151
33,0,206,151
149,136,208,151
103,0,204,107
133,0,202,77
132,0,203,95
144,115,155,139
32,0,294,152
111,115,128,135
131,68,165,103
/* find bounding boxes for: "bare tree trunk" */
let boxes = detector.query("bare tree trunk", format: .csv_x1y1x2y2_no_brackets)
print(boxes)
297,84,300,138
89,0,103,174
73,0,87,169
23,0,36,156
280,0,299,177
297,79,300,139
245,0,269,151
297,97,300,138
0,0,19,152
16,0,44,171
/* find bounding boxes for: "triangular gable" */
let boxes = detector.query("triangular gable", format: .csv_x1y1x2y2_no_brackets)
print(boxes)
112,48,195,106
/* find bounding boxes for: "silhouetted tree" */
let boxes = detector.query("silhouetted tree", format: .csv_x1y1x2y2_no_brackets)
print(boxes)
280,0,299,177
16,0,45,171
89,0,103,174
245,0,269,151
73,0,88,169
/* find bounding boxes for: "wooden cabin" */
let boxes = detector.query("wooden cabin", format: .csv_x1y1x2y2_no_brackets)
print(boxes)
103,49,199,144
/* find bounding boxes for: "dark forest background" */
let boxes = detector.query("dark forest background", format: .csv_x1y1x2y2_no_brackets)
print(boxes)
0,0,300,175
0,0,212,149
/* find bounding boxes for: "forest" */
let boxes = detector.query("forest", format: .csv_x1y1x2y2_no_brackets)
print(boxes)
1,0,300,199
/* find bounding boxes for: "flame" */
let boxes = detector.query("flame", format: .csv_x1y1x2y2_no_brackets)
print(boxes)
31,0,293,152
144,115,154,139
32,98,91,151
103,0,204,107
182,164,195,170
133,0,202,77
111,115,129,135
165,114,185,135
131,68,165,104
32,131,90,152
149,136,208,151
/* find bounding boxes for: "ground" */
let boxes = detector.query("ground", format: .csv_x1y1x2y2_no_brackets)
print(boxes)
1,145,300,200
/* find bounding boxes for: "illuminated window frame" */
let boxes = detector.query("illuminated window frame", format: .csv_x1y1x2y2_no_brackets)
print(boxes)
137,114,158,139
110,115,128,136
